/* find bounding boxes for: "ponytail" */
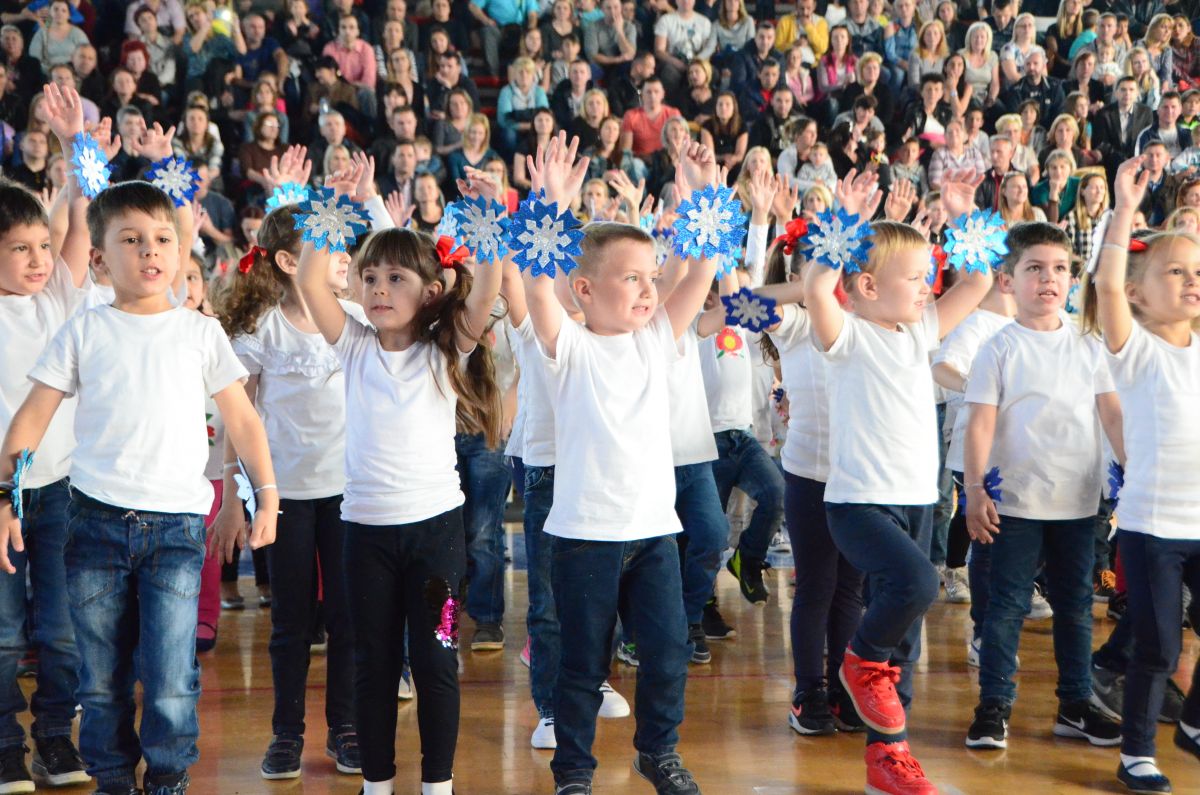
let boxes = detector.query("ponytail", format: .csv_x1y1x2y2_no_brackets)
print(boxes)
216,206,303,337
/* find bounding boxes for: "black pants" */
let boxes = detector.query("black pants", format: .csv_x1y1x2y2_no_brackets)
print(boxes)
220,543,269,586
345,508,467,783
266,496,354,736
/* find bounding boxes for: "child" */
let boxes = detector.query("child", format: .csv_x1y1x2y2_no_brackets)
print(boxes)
797,142,837,192
414,136,447,185
1088,155,1200,795
891,138,928,195
865,128,888,166
521,134,715,795
803,168,994,795
295,162,502,795
961,222,1124,751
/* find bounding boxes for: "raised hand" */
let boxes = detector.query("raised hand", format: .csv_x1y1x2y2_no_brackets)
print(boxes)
834,168,881,218
458,165,502,204
86,117,122,160
351,150,377,201
137,122,177,162
884,178,917,222
264,144,312,190
1112,155,1150,212
677,141,718,198
532,132,589,211
41,82,85,144
940,168,984,219
746,165,778,219
911,207,932,240
385,190,414,227
325,160,364,198
606,170,645,211
771,174,800,221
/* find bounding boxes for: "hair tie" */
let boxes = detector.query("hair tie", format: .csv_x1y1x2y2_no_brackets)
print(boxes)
436,235,469,269
1128,239,1148,253
238,245,267,274
772,216,810,256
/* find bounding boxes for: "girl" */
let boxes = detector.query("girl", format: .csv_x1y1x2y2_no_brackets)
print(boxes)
942,53,975,120
783,47,816,110
446,113,498,195
567,88,609,152
1171,15,1200,86
680,59,716,129
908,20,948,93
959,21,999,109
1138,13,1175,90
412,172,445,233
192,252,225,654
1000,12,1038,89
297,166,503,795
1125,47,1162,111
1064,172,1108,265
700,91,748,174
1087,155,1200,795
1165,205,1200,233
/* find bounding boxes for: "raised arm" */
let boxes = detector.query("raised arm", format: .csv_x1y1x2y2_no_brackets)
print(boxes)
40,83,92,286
455,168,507,352
933,169,994,339
500,254,528,327
295,164,366,344
1093,157,1148,354
664,142,721,339
696,268,740,337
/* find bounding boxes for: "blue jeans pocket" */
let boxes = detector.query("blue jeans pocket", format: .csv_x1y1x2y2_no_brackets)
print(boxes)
148,519,205,599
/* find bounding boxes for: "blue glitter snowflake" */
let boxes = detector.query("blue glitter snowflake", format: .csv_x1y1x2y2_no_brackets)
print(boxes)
722,287,780,333
943,210,1008,274
232,460,257,519
506,194,584,278
805,208,873,274
651,226,675,266
1107,460,1124,505
70,132,110,198
671,184,747,261
145,156,199,207
449,195,509,264
435,204,464,247
983,467,1003,503
9,449,33,521
294,187,370,253
266,182,311,211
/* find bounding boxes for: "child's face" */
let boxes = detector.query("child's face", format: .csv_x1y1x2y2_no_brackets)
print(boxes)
1127,238,1200,324
999,244,1071,320
810,147,827,166
803,192,826,214
1131,211,1148,231
926,199,946,227
0,222,52,296
869,136,885,153
571,240,659,334
360,262,439,332
93,210,181,305
415,141,432,161
183,260,205,310
240,217,261,246
856,246,932,325
1186,96,1200,118
902,142,918,163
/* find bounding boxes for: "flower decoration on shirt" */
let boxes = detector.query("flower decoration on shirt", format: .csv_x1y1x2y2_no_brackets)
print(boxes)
507,192,584,278
425,577,463,650
70,132,110,199
238,245,266,274
293,187,370,253
983,466,1003,503
1107,460,1124,506
266,181,311,211
722,287,780,333
714,326,744,358
435,235,469,268
943,210,1008,275
233,459,257,519
145,156,200,207
805,208,873,274
9,449,33,521
772,216,810,256
450,195,509,264
671,184,748,261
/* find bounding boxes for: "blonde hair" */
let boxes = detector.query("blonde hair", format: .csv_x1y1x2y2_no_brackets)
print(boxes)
1054,0,1082,39
843,221,929,292
1071,171,1108,234
735,146,773,210
1044,147,1078,173
999,171,1037,226
510,57,537,79
856,51,883,82
964,21,993,55
1123,46,1160,95
916,20,949,60
1166,206,1200,231
1047,113,1080,144
996,113,1023,135
573,221,653,278
1080,231,1200,335
581,88,610,122
803,183,833,211
1015,12,1038,40
466,112,491,149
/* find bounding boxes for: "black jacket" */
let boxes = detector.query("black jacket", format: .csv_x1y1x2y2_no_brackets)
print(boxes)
1092,102,1154,165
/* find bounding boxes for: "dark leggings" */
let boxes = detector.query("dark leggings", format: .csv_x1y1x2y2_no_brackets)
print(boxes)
784,473,864,694
345,508,467,784
945,472,972,569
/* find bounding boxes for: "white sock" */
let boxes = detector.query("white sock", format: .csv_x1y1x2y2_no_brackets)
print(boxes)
422,779,453,795
1181,721,1200,741
1120,754,1162,777
363,779,395,795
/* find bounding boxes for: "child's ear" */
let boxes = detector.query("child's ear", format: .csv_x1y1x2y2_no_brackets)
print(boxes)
89,247,107,275
573,275,593,304
274,249,298,275
855,272,877,301
997,271,1015,295
424,279,445,304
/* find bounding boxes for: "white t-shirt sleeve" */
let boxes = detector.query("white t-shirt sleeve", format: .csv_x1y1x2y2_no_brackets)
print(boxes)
332,311,375,364
767,304,810,351
29,316,80,396
202,320,250,396
963,338,1002,407
231,332,265,376
918,302,940,351
538,305,576,370
1093,343,1116,395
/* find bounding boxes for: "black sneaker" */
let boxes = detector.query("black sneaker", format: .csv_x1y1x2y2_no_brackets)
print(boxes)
687,624,711,665
788,688,836,736
1054,700,1121,746
471,622,505,651
1090,663,1124,721
1175,723,1200,760
0,745,32,794
32,735,89,786
325,727,361,775
965,701,1011,750
726,549,769,605
633,751,700,795
94,787,139,795
1117,759,1172,794
260,734,303,780
144,771,189,794
1160,679,1185,724
701,598,736,640
1107,591,1128,621
554,781,593,795
828,686,866,733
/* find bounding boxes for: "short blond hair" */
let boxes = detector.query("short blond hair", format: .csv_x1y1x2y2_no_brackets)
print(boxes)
843,221,929,292
573,221,653,278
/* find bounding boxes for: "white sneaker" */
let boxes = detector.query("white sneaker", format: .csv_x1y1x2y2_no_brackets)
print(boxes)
531,716,556,749
397,668,414,701
1027,586,1054,620
769,530,790,554
597,681,630,719
967,636,1020,670
944,567,971,604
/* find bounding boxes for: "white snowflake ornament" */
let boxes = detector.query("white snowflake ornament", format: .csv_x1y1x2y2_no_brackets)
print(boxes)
805,208,873,274
943,209,1008,274
449,195,509,264
672,184,747,260
146,156,199,207
294,187,371,253
506,193,583,277
266,182,311,210
233,459,257,519
70,132,110,198
721,287,780,333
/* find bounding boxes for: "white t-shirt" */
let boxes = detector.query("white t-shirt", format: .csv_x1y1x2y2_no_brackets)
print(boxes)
333,314,466,525
769,304,830,482
1105,322,1200,540
699,323,754,433
203,392,225,483
30,305,247,514
822,304,941,505
934,309,1013,472
233,301,366,500
1,259,84,489
538,307,682,541
667,327,718,466
504,313,556,467
964,320,1113,520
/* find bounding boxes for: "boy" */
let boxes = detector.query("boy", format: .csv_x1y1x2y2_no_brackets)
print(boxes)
522,134,716,795
962,222,1125,751
0,165,279,795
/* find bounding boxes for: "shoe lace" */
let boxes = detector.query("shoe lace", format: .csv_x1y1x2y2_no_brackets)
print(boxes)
37,735,78,764
850,660,902,695
976,702,1007,722
651,752,695,786
881,747,928,782
1098,570,1117,591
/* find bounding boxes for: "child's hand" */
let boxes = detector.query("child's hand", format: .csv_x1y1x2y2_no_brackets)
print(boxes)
325,160,364,198
940,168,983,219
208,500,246,563
677,141,717,198
351,151,377,201
86,117,122,160
911,207,932,240
0,507,22,575
884,178,916,222
247,495,278,551
607,170,645,211
385,190,413,227
459,166,501,204
834,168,881,218
41,83,85,144
1113,155,1150,212
264,144,312,190
137,122,176,162
965,487,1001,545
533,132,589,212
746,165,777,218
771,174,799,221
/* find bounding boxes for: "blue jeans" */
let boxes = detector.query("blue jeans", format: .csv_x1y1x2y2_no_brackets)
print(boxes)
0,479,78,749
550,535,688,783
978,515,1095,706
673,463,727,624
522,462,559,718
455,432,509,624
930,403,953,566
64,491,205,790
968,539,993,640
711,429,784,562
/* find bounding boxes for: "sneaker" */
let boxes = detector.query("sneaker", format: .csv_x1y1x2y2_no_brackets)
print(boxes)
1054,700,1121,746
1108,591,1128,620
32,735,89,786
632,751,700,795
1027,584,1053,620
864,741,937,795
260,734,303,780
554,782,592,795
1094,569,1117,602
0,745,33,794
1117,759,1172,794
1090,663,1124,722
520,636,531,668
965,701,1011,750
788,688,836,736
687,624,711,665
943,566,971,604
768,530,790,554
1160,679,1185,724
726,549,770,605
1175,723,1200,760
325,727,361,774
531,716,557,749
701,598,736,640
397,667,414,701
144,771,189,795
310,626,328,654
598,682,630,719
967,636,1019,670
221,594,245,610
93,786,139,795
616,642,640,667
838,648,905,735
471,622,504,651
828,686,866,733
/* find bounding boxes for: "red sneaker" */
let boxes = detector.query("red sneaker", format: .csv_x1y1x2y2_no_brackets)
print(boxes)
865,741,938,795
838,647,905,734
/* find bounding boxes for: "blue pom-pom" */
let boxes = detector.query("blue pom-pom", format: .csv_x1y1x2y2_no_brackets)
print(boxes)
294,187,371,253
1107,460,1124,505
944,210,1009,274
671,184,748,261
70,132,110,198
145,156,199,207
10,449,33,521
721,287,780,333
446,195,509,264
805,208,873,274
507,194,584,278
983,466,1003,503
266,182,311,210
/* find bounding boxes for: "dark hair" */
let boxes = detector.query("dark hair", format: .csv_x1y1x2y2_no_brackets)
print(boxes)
920,72,945,87
1001,221,1072,274
1161,90,1182,104
853,94,878,111
85,181,176,249
756,20,775,31
0,179,48,238
218,206,302,336
1117,75,1138,87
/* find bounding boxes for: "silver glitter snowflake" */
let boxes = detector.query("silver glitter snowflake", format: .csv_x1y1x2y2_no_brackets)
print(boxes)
721,287,780,332
451,195,509,264
508,195,583,277
944,209,1008,274
805,208,873,274
294,187,370,253
672,184,747,260
70,133,110,198
146,156,199,207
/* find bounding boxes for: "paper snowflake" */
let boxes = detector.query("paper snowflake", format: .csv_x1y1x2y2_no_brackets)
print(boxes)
435,204,464,247
450,195,509,264
294,187,370,253
671,184,747,261
145,156,199,207
983,466,1003,503
943,210,1008,274
651,226,675,266
233,459,257,519
805,208,873,274
507,194,583,277
266,182,311,211
10,449,33,521
1107,460,1124,505
722,287,780,333
70,132,110,198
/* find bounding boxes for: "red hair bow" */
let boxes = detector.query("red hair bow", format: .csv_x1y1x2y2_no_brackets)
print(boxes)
773,217,810,256
238,245,267,274
1128,239,1148,253
436,235,469,268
